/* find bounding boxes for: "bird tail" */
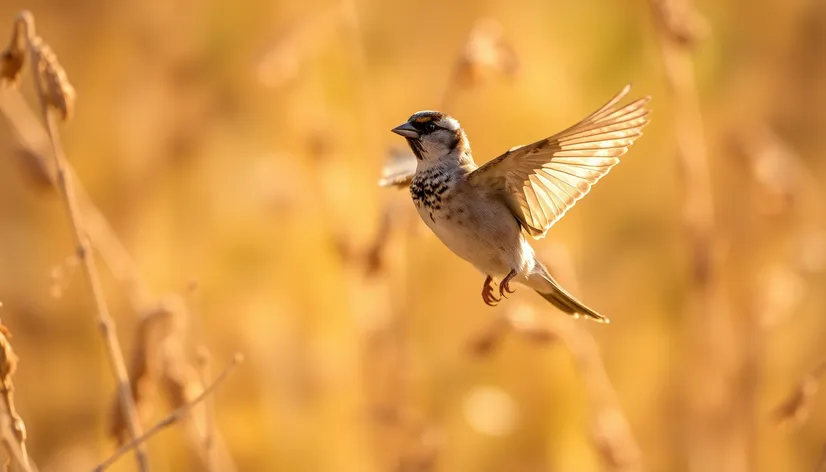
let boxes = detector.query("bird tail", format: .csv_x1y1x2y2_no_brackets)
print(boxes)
526,264,609,323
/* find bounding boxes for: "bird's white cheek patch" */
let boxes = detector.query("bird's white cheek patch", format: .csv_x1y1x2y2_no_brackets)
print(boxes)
439,117,460,131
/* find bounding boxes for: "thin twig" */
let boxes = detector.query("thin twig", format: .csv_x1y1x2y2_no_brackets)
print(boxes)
196,348,217,472
13,11,149,470
94,354,243,472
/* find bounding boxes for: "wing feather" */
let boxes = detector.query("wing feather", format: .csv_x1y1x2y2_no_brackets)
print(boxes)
468,85,651,238
378,148,418,188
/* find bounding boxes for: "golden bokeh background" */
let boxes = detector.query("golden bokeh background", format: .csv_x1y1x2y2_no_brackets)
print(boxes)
0,0,824,471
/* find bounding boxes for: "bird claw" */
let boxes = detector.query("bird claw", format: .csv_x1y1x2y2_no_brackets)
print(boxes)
482,275,500,306
498,270,517,299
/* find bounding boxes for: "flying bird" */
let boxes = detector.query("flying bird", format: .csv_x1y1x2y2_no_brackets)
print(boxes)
384,85,650,322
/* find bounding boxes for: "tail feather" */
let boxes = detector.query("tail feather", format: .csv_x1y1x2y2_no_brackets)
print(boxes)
527,266,609,323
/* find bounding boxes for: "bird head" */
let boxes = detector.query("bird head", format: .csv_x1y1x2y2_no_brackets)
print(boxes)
391,111,471,164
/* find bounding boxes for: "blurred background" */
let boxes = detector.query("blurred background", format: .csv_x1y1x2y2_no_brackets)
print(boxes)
0,0,825,471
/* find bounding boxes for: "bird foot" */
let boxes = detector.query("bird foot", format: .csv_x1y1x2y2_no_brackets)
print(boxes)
482,275,500,306
498,270,517,299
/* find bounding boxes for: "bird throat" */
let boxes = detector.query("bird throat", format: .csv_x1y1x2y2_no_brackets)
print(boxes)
406,137,425,160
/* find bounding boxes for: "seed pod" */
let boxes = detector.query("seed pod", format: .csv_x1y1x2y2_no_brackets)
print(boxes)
30,36,76,121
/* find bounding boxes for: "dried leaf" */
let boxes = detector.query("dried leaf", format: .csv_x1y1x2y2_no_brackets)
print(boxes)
111,296,187,442
454,18,519,88
0,17,26,87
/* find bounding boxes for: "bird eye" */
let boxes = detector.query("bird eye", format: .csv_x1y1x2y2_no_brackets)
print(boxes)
425,122,437,132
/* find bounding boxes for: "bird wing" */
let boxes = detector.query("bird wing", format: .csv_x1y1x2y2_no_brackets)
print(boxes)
378,147,418,188
467,84,651,239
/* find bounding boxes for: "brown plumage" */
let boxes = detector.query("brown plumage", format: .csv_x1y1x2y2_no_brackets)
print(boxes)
385,85,651,322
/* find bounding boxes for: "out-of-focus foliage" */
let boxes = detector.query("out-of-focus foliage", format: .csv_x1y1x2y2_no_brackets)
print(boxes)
0,0,824,471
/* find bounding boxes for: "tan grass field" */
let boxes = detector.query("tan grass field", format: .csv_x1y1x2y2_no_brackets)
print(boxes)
0,0,824,471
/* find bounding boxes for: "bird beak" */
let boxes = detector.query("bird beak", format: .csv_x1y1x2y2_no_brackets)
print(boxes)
391,122,420,139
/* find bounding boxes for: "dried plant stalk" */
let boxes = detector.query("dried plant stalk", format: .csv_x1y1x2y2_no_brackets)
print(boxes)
110,295,237,471
649,2,753,472
162,347,237,472
111,298,187,441
0,88,153,308
196,348,218,472
7,10,149,470
1,78,238,471
0,313,33,472
94,354,243,472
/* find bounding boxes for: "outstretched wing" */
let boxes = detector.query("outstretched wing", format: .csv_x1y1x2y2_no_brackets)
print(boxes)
468,84,651,239
378,147,418,188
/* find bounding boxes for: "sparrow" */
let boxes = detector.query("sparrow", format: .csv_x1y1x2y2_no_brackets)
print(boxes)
385,85,650,322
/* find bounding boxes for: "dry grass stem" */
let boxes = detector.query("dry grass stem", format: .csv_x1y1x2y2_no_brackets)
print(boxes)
1,48,237,470
650,1,714,244
196,348,217,472
0,311,33,472
112,297,187,440
94,354,243,472
650,1,756,470
1,3,820,470
6,10,148,470
112,296,237,471
0,87,153,309
337,197,427,469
